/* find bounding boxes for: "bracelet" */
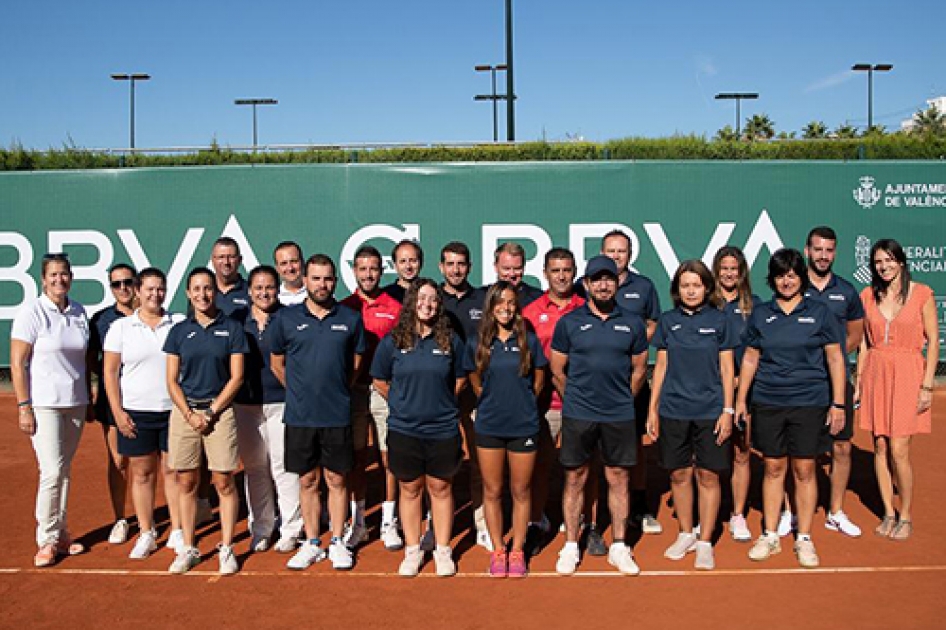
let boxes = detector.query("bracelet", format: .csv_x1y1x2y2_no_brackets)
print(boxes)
921,385,933,392
723,407,735,415
19,407,34,415
831,402,845,410
17,399,32,407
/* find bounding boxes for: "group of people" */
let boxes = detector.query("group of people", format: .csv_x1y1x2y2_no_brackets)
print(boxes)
10,226,938,577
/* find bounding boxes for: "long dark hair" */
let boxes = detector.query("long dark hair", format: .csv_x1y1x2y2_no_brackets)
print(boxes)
712,245,754,317
475,281,532,378
391,278,453,352
870,238,911,304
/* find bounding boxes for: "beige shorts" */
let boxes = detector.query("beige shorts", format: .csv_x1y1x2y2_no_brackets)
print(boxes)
544,409,563,443
168,406,239,472
350,383,391,452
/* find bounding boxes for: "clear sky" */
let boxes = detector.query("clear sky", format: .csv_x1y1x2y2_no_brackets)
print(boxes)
2,0,943,149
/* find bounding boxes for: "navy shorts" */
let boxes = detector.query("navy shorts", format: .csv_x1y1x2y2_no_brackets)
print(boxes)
285,425,354,475
560,417,638,468
658,417,731,471
117,410,170,457
386,430,463,482
476,432,539,453
751,404,830,459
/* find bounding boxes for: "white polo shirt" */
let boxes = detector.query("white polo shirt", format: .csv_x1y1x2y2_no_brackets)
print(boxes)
11,294,90,407
279,284,307,306
103,310,184,412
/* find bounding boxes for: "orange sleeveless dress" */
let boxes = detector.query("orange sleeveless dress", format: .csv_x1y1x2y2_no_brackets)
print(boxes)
859,283,934,437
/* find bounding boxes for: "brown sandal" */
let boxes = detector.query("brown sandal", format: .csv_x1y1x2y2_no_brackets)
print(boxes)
888,520,913,541
875,516,897,537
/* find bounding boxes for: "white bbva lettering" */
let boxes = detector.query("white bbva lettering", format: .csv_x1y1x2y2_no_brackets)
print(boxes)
340,223,420,294
481,224,551,288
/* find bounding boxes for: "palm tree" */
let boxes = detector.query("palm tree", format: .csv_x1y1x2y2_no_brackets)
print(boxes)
802,121,828,139
863,124,887,137
743,114,775,141
833,123,858,139
911,106,946,136
713,125,739,142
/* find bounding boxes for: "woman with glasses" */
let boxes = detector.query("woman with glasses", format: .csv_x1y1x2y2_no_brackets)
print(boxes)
10,253,91,567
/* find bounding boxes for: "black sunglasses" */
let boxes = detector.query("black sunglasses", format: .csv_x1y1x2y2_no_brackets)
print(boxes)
110,278,136,289
42,252,70,261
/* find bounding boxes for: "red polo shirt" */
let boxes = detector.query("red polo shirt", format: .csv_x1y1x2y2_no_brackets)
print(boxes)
341,290,402,383
522,292,585,410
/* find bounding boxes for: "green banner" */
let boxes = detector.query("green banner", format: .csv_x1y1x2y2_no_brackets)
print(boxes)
1,161,944,363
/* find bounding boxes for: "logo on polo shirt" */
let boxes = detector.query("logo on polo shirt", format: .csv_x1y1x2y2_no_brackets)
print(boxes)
671,324,682,331
432,348,450,355
699,328,716,334
214,330,230,337
187,331,198,339
624,292,640,299
613,324,631,333
233,298,248,305
580,324,593,331
734,308,743,314
829,294,846,301
296,324,309,331
539,313,549,323
765,316,778,323
470,308,482,320
375,313,396,320
331,324,349,332
798,317,816,324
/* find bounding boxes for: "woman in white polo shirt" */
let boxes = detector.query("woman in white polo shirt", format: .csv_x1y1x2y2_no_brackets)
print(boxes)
103,268,185,559
10,253,91,567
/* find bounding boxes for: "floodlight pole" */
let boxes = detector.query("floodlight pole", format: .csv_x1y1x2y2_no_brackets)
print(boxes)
111,73,151,149
852,63,893,130
715,92,759,137
234,98,278,147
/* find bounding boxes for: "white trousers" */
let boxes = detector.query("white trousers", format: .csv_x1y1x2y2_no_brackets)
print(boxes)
30,406,85,547
234,403,302,540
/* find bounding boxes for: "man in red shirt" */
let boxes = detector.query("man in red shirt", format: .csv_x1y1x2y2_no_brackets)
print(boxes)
522,247,585,553
341,245,403,550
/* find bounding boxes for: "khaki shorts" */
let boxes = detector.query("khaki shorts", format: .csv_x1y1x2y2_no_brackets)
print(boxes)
544,409,563,443
350,384,391,452
168,406,239,472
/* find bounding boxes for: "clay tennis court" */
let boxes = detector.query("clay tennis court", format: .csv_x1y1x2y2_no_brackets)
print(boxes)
2,390,943,629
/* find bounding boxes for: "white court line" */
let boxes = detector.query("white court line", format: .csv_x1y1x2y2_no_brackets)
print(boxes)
1,565,945,578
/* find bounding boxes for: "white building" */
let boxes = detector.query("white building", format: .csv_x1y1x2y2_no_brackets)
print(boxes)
901,96,946,131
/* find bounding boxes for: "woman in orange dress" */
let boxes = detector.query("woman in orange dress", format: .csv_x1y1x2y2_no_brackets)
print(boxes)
856,238,939,541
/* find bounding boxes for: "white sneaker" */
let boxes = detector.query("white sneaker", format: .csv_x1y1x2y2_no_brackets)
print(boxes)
420,524,435,552
165,529,184,553
168,546,201,574
664,532,697,560
641,514,663,535
250,535,270,553
108,519,130,545
217,543,238,575
748,534,781,561
433,546,456,577
777,510,795,538
286,541,326,570
129,529,157,560
794,538,820,568
380,521,404,551
825,511,862,537
196,498,215,526
399,546,424,577
475,527,494,552
329,540,354,571
343,523,368,549
607,544,641,576
273,536,299,553
556,546,580,576
694,541,715,570
729,514,753,542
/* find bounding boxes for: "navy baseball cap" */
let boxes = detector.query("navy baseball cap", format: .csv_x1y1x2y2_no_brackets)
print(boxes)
585,255,619,279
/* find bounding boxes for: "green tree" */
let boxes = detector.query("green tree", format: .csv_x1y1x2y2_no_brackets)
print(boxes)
863,125,887,137
911,106,946,136
713,125,739,142
743,114,775,141
833,123,858,139
802,121,828,139
776,131,796,140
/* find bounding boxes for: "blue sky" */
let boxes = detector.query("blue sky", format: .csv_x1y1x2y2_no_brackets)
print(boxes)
2,0,943,149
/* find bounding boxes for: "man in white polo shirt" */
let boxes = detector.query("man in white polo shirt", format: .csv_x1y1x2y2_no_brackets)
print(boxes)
274,241,307,306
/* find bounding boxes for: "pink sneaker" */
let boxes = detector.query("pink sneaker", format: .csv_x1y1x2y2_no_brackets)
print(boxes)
507,550,527,578
488,550,507,577
34,544,57,568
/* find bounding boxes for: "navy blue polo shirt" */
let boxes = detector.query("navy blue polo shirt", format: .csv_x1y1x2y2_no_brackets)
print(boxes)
514,281,545,309
463,330,548,438
370,332,465,440
442,284,485,343
652,306,739,420
382,282,407,304
216,276,250,320
577,271,661,322
235,308,286,405
722,295,762,373
804,274,865,356
163,313,249,400
744,297,843,407
90,304,128,416
269,301,366,429
551,304,649,423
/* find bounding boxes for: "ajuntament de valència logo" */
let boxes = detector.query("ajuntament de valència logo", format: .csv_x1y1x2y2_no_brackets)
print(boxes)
853,176,882,209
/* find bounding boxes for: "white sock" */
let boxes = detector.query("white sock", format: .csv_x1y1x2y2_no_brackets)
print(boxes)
436,544,452,554
797,533,812,542
564,541,579,553
381,501,396,525
763,530,779,540
609,541,626,553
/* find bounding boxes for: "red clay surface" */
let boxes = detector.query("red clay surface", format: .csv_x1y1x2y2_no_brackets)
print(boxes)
2,391,944,629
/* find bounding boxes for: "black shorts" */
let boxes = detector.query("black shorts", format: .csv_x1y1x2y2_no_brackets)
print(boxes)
831,379,856,442
658,417,731,471
634,381,651,440
94,394,116,427
386,430,463,482
560,417,638,468
476,432,539,453
285,425,354,475
751,404,830,459
117,410,170,457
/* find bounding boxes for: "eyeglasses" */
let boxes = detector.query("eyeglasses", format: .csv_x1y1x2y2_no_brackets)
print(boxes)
110,278,136,289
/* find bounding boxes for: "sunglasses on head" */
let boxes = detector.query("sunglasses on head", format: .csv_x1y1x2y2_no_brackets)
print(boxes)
42,252,70,261
110,278,136,289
